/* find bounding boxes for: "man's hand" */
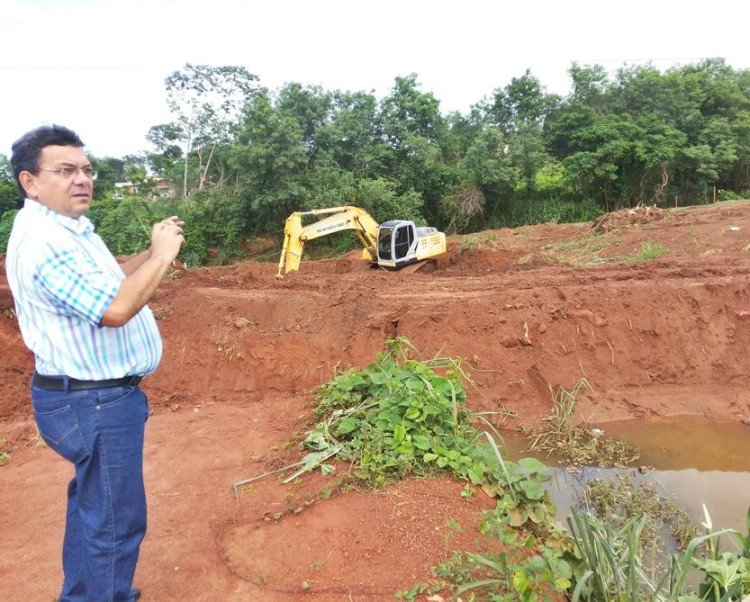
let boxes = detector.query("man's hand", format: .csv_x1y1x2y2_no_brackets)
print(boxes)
101,216,186,327
159,215,185,229
151,216,185,264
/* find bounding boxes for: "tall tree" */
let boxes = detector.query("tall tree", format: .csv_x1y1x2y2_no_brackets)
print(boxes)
476,71,559,205
377,74,451,223
162,64,259,197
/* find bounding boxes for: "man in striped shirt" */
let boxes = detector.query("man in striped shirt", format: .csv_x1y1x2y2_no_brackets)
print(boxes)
6,125,184,601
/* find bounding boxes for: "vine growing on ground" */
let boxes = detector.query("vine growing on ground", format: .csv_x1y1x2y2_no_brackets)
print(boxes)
297,337,573,600
265,338,750,601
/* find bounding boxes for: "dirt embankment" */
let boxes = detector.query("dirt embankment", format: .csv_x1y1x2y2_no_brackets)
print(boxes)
1,201,749,600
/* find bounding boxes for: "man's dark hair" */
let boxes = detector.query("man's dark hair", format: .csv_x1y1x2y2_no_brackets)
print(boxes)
10,125,85,204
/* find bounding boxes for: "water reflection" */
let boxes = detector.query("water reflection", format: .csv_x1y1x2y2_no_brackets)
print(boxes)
546,467,750,533
595,415,750,472
499,415,750,533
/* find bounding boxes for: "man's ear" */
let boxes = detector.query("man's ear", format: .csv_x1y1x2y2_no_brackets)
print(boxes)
18,171,37,199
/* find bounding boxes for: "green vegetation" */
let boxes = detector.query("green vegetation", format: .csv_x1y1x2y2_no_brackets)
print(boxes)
3,60,750,263
276,340,750,600
623,240,669,262
583,474,697,552
567,505,750,601
298,338,574,600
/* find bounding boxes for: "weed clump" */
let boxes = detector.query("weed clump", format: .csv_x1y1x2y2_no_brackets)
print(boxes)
305,337,575,600
584,474,697,552
529,379,640,468
309,337,475,485
624,240,669,262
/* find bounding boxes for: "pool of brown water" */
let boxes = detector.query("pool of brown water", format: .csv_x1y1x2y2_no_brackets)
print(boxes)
504,415,750,533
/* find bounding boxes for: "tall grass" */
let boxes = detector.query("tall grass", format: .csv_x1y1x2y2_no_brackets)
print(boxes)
567,505,749,601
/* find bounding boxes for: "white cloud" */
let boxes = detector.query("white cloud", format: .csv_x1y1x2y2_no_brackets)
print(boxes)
1,0,749,157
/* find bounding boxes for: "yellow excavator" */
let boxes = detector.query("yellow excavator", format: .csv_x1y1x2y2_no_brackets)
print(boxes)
276,206,446,279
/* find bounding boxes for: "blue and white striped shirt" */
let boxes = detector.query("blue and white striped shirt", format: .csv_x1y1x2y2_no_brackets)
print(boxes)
6,199,162,380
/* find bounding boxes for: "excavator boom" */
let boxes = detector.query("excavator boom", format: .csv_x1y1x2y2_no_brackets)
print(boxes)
276,206,380,279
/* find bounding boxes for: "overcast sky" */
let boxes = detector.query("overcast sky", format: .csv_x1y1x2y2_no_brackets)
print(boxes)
2,0,749,159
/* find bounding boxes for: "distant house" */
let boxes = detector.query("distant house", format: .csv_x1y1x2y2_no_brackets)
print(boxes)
113,181,136,199
152,178,175,199
113,179,176,200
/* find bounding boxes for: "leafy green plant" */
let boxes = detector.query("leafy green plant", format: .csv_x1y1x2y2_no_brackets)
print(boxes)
302,338,560,510
298,338,574,600
302,337,486,486
433,542,572,602
688,505,750,601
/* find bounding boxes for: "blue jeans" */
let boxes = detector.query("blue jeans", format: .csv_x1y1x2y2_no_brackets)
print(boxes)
32,384,149,602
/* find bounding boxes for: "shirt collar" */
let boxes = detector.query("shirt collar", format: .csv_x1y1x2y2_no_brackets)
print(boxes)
24,198,95,234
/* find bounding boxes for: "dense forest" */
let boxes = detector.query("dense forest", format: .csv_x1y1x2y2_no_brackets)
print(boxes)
2,59,749,265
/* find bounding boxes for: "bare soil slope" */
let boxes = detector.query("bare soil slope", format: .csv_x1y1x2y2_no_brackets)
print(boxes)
1,201,749,600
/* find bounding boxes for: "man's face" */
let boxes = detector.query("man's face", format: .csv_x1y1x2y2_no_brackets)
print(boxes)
21,145,94,219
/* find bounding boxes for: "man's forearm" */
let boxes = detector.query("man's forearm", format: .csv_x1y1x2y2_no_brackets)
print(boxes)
119,250,152,276
100,255,172,327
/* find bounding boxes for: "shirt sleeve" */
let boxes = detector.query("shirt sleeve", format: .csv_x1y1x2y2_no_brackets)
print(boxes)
34,242,121,326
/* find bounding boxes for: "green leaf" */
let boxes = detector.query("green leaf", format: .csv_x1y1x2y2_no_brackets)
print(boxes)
369,371,389,385
467,463,485,484
423,453,438,463
405,377,425,391
412,435,431,450
431,377,453,395
396,442,413,455
334,417,359,435
518,457,547,474
405,406,421,420
512,570,529,593
393,424,407,445
519,479,546,500
437,456,449,468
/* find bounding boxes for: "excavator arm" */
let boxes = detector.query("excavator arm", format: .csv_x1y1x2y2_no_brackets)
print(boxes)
276,206,381,279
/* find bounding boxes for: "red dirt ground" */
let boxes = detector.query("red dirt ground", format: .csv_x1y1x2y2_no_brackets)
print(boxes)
1,201,750,600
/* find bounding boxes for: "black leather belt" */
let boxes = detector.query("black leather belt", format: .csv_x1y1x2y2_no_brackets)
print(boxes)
32,371,143,391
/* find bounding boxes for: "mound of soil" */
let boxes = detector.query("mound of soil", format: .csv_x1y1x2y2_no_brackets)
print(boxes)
1,201,749,600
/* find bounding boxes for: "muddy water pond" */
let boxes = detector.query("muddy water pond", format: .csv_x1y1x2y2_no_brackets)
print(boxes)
503,415,750,533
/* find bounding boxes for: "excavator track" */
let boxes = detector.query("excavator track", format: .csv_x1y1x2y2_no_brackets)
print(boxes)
398,259,437,275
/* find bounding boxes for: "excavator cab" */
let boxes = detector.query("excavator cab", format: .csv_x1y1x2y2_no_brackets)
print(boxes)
377,221,417,267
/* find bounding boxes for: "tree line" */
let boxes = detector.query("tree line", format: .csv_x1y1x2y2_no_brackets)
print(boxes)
2,58,749,265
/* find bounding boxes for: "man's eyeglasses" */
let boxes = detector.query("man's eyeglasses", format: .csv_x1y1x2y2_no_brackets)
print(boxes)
38,167,98,180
